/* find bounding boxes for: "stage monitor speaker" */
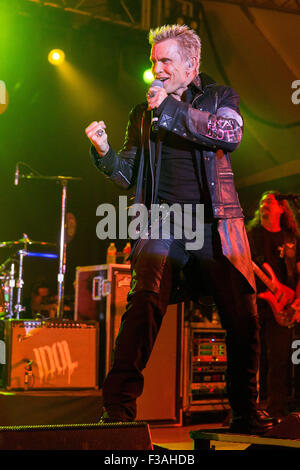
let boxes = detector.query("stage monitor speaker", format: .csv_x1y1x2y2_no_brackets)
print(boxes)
0,422,153,450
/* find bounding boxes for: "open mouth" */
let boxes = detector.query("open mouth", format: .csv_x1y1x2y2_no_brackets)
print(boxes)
157,77,169,85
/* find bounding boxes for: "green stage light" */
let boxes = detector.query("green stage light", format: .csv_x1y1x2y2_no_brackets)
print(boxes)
143,69,154,84
48,49,65,66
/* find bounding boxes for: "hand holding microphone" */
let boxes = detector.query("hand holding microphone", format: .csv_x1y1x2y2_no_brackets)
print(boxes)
147,79,167,111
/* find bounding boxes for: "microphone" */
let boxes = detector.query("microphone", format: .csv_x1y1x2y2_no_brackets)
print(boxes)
14,164,19,186
277,193,300,201
149,80,163,132
148,79,163,98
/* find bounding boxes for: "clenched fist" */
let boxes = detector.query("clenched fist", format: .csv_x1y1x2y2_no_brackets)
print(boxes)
85,120,109,157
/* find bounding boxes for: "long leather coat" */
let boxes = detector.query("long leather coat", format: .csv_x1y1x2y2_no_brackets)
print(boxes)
91,73,256,292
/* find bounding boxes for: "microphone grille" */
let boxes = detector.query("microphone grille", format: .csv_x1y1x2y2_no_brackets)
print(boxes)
151,79,163,88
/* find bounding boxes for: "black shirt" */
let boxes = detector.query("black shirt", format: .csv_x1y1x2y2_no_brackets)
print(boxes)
158,130,202,204
259,228,287,288
247,225,300,292
156,87,212,218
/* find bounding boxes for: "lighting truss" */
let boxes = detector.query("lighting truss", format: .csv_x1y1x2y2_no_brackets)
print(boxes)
202,0,300,15
18,0,152,29
13,0,300,30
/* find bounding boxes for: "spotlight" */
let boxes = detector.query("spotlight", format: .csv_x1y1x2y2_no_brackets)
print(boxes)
48,49,65,66
143,69,154,84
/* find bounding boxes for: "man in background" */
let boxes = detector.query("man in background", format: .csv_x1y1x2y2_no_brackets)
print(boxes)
247,191,300,420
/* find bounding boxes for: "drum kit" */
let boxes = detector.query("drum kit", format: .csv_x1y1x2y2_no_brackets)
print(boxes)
1,162,81,320
0,234,57,319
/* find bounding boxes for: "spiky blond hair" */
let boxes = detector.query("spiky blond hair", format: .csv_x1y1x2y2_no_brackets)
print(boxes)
149,24,201,67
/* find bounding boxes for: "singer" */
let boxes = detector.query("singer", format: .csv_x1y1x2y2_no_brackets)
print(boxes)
85,24,277,434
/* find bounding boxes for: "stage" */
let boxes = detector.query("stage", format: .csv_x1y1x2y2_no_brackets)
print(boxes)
1,389,300,451
0,389,241,450
151,424,249,451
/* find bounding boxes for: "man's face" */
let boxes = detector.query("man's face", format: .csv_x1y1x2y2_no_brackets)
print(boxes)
150,39,192,95
38,287,49,297
259,194,283,221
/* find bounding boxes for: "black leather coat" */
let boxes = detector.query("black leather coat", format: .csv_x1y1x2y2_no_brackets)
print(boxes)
91,73,255,291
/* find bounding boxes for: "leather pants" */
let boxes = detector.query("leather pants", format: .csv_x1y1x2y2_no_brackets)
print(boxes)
102,222,260,420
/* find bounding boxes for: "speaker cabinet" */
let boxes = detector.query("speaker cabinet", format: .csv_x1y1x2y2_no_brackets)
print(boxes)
0,320,98,390
0,422,153,450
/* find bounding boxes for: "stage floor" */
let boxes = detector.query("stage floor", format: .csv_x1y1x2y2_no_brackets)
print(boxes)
1,389,299,451
0,389,248,450
150,423,249,451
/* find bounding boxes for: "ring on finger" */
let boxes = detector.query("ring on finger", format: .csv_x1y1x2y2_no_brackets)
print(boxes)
96,128,104,137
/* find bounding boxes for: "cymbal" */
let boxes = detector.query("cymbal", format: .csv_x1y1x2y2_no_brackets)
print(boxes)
0,238,56,248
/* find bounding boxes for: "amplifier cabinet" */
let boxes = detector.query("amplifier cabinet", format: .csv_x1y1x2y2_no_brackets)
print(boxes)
0,320,99,390
74,264,131,379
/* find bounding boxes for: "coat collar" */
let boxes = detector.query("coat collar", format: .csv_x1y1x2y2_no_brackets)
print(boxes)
189,72,216,93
